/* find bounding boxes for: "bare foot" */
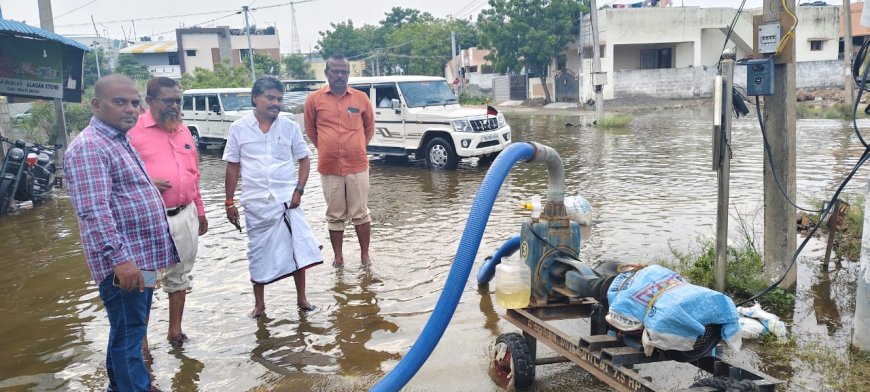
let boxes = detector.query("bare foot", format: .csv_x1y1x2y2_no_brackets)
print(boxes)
333,259,344,268
249,306,266,318
297,299,316,312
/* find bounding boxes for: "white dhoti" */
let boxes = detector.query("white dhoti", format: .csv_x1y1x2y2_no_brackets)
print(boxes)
243,198,323,284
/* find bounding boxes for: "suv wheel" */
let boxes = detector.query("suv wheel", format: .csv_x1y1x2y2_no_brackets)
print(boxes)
425,137,458,170
189,128,202,151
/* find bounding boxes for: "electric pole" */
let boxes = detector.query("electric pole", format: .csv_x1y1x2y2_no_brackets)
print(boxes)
843,0,855,104
37,0,69,165
590,0,604,122
762,0,797,291
578,13,584,105
242,6,256,83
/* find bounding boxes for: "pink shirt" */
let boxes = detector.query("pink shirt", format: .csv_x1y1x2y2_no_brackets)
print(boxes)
128,111,205,216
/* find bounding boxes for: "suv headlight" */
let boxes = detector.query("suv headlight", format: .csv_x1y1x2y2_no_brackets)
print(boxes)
452,119,473,132
497,113,507,128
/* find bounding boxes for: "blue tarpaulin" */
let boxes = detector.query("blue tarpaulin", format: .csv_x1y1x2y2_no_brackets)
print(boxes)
0,18,90,51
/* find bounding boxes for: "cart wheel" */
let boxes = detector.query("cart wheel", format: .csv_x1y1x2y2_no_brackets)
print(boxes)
493,333,535,390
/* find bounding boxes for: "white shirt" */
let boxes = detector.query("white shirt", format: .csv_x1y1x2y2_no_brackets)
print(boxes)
223,114,310,204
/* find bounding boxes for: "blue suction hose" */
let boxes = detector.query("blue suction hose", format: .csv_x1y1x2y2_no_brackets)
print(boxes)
370,142,536,392
476,235,522,285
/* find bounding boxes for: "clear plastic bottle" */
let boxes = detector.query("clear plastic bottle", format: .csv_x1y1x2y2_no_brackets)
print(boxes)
495,253,531,309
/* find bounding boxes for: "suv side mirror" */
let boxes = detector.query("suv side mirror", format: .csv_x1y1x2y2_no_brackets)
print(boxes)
391,98,401,112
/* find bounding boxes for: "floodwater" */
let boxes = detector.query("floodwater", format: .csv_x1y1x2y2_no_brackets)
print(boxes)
0,108,867,391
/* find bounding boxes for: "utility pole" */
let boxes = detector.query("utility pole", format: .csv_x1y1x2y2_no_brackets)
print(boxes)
590,0,604,122
242,6,256,83
90,16,102,78
38,0,69,166
578,13,585,105
452,31,458,82
762,0,797,290
843,0,855,104
715,49,735,293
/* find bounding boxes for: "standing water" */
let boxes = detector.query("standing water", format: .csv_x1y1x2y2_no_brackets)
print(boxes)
0,108,866,391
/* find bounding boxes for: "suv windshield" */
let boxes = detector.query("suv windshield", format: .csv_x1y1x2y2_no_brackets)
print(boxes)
398,81,458,108
219,93,255,111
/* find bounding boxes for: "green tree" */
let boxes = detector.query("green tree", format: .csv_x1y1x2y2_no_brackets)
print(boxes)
316,20,377,59
114,54,152,82
282,54,315,79
477,0,583,102
245,52,280,77
83,47,110,89
179,60,251,89
18,99,94,144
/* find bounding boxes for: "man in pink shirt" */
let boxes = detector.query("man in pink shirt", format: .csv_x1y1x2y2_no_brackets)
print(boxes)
129,77,208,350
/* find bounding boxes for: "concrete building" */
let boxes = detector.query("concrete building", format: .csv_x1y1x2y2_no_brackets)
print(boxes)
175,26,280,75
118,39,180,79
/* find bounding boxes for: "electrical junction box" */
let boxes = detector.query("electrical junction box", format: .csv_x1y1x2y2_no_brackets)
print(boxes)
746,57,774,96
758,22,781,54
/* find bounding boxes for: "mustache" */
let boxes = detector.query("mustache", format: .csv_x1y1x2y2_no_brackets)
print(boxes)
268,105,281,111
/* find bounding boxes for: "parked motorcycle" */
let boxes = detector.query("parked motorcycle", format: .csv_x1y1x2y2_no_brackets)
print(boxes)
0,136,61,216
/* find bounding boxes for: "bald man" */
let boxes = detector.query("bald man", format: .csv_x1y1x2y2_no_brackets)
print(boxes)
65,74,179,392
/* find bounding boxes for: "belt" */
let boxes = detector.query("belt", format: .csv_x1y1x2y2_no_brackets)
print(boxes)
166,204,188,217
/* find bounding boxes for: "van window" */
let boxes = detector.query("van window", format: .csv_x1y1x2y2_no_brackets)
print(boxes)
350,84,371,99
182,96,193,111
374,84,399,108
219,92,254,111
193,95,206,111
206,95,220,113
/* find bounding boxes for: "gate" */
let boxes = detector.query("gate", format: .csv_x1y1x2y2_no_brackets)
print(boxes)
555,70,579,102
509,75,527,101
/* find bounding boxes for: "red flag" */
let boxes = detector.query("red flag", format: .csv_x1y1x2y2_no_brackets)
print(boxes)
487,105,498,117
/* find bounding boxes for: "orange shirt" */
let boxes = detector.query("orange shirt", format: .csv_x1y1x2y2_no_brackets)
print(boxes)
304,85,374,176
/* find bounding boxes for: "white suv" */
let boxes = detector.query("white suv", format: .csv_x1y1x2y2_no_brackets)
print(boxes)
181,87,294,148
348,76,511,170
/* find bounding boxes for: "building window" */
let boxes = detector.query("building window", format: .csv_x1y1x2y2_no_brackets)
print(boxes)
640,48,672,69
810,40,823,51
239,48,251,62
168,53,179,65
186,49,197,57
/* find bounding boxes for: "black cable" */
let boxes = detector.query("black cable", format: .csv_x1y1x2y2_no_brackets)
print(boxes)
736,148,870,306
850,38,870,148
755,97,823,213
717,0,748,71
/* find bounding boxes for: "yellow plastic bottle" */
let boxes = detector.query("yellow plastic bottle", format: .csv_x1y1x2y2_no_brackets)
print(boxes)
495,253,531,309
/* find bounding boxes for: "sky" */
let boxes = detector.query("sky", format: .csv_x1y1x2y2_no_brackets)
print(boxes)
3,0,770,53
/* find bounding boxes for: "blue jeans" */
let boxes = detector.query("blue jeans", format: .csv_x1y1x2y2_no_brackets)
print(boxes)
98,274,153,392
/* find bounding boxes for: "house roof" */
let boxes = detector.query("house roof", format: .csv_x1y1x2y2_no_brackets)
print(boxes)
843,2,870,38
119,41,178,54
0,18,90,51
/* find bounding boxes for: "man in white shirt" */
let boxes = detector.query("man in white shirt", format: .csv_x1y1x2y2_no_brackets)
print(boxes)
223,76,322,318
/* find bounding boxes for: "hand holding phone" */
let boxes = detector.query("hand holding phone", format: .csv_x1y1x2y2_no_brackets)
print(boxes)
113,270,157,290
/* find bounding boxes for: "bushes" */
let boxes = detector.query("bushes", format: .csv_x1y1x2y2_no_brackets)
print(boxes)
597,113,633,128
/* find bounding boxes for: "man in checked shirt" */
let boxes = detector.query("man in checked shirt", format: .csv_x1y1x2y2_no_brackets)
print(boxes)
65,74,179,392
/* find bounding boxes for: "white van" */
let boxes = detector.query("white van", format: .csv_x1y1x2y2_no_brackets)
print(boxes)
181,88,295,148
348,76,511,170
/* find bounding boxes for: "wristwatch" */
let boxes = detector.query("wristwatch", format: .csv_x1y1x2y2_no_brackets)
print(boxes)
295,187,304,196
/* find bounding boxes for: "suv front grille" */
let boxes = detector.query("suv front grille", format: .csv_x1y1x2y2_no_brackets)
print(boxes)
470,117,499,132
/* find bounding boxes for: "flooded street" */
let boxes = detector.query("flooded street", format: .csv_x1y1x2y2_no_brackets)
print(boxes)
0,108,867,391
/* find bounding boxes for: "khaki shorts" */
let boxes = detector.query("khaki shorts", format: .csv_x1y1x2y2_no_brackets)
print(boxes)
161,202,199,293
321,169,371,231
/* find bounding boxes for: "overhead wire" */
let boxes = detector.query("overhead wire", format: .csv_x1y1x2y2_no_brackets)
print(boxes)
53,0,101,21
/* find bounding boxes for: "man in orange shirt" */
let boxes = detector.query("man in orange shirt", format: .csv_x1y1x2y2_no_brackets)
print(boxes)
304,55,375,267
129,77,207,349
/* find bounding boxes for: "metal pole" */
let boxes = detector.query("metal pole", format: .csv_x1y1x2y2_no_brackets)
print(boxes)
38,0,69,168
451,31,458,81
854,178,870,352
93,43,102,78
762,0,797,290
590,0,604,122
578,13,584,105
843,0,855,104
715,50,735,293
242,6,256,83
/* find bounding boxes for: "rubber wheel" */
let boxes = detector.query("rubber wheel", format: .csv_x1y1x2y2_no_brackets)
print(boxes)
189,128,202,151
425,137,458,170
0,178,13,216
493,333,535,390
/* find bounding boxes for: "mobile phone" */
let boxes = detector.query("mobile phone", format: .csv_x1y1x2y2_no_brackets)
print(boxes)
113,270,158,288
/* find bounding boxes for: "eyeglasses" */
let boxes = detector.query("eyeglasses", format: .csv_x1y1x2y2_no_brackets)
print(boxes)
152,97,182,106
